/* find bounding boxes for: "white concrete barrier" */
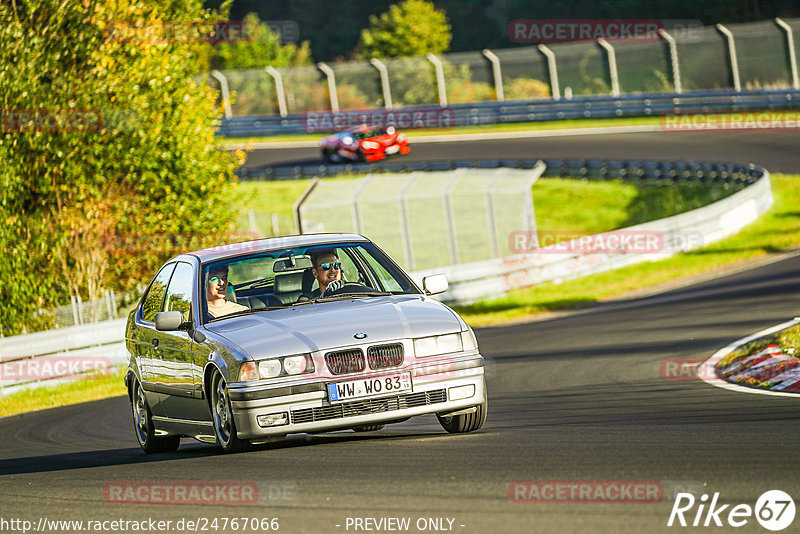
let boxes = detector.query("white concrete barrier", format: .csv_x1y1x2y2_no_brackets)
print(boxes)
411,169,772,305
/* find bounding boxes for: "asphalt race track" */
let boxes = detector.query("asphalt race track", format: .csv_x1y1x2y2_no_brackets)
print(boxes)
242,129,800,174
2,130,799,533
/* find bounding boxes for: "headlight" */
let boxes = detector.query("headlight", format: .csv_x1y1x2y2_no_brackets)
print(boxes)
361,141,379,150
461,329,478,351
397,133,406,141
414,333,462,358
342,136,354,145
256,354,314,379
283,355,308,375
258,359,282,379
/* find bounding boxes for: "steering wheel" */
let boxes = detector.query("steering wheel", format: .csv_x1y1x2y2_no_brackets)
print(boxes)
324,282,371,296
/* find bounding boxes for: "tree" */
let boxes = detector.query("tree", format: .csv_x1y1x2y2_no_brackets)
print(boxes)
212,12,312,69
357,0,451,59
0,0,243,335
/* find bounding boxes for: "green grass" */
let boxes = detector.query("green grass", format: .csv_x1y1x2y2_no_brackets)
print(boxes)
455,174,800,326
0,367,127,418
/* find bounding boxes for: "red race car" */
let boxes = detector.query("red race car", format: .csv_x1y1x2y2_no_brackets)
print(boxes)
320,124,410,163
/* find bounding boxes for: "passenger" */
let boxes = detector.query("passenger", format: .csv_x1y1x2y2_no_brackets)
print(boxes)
206,266,248,318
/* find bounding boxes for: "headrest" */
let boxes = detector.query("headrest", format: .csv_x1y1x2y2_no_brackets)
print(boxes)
273,256,313,273
275,271,304,293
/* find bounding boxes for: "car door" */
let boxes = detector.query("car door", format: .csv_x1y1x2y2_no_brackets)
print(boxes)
133,262,176,417
154,261,208,421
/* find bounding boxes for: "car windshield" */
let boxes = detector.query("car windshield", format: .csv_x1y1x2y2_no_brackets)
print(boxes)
201,241,420,323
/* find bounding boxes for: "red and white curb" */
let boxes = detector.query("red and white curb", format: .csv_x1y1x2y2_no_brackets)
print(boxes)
698,318,800,397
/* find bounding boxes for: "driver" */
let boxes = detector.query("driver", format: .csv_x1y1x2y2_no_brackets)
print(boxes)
305,251,346,298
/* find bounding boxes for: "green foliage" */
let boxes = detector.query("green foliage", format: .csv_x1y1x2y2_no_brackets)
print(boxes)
504,78,551,100
212,12,312,70
357,0,451,59
0,0,244,335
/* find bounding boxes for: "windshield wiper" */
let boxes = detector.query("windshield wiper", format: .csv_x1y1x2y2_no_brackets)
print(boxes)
208,307,283,321
317,291,392,300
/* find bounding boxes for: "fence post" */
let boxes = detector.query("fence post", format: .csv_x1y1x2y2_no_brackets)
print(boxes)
716,24,741,92
317,62,339,113
210,70,232,119
427,54,448,107
293,178,319,234
248,208,258,236
538,44,560,100
597,38,620,97
70,295,80,326
482,49,504,101
265,66,289,117
369,58,393,109
775,18,800,89
659,28,682,93
271,213,280,236
485,174,502,258
398,174,420,270
443,173,461,264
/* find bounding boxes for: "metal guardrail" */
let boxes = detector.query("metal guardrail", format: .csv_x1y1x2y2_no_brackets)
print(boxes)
238,154,764,185
0,318,128,397
218,88,800,138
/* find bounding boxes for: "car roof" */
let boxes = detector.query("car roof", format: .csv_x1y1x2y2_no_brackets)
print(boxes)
179,233,370,263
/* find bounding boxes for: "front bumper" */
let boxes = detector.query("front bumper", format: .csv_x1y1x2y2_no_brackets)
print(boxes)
229,354,485,439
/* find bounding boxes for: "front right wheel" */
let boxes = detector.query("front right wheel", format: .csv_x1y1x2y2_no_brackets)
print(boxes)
437,401,487,433
211,371,247,453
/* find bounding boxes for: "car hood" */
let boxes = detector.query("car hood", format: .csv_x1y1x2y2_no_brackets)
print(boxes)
204,295,463,359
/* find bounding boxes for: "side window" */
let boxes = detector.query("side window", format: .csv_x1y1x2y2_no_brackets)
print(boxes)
141,263,176,322
358,247,403,292
164,262,194,321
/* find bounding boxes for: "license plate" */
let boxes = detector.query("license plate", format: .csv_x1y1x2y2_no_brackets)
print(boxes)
328,372,412,402
384,144,400,154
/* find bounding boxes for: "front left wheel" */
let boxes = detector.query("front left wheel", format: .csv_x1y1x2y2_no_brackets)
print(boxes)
437,400,487,434
131,376,180,453
211,371,247,453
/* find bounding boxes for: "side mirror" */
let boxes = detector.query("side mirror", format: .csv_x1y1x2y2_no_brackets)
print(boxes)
155,310,184,331
422,274,448,295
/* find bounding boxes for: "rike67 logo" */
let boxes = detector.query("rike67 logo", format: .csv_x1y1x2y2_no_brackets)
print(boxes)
668,490,795,530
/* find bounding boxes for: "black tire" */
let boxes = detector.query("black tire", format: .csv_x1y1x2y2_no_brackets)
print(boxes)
352,424,385,432
437,401,487,434
211,371,247,453
131,376,180,453
322,148,334,163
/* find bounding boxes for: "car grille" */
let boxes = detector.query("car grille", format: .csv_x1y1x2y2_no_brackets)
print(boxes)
367,343,404,370
325,349,365,375
291,389,446,425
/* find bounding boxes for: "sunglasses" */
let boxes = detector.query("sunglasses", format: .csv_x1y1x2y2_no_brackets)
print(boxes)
318,262,341,271
209,276,228,285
